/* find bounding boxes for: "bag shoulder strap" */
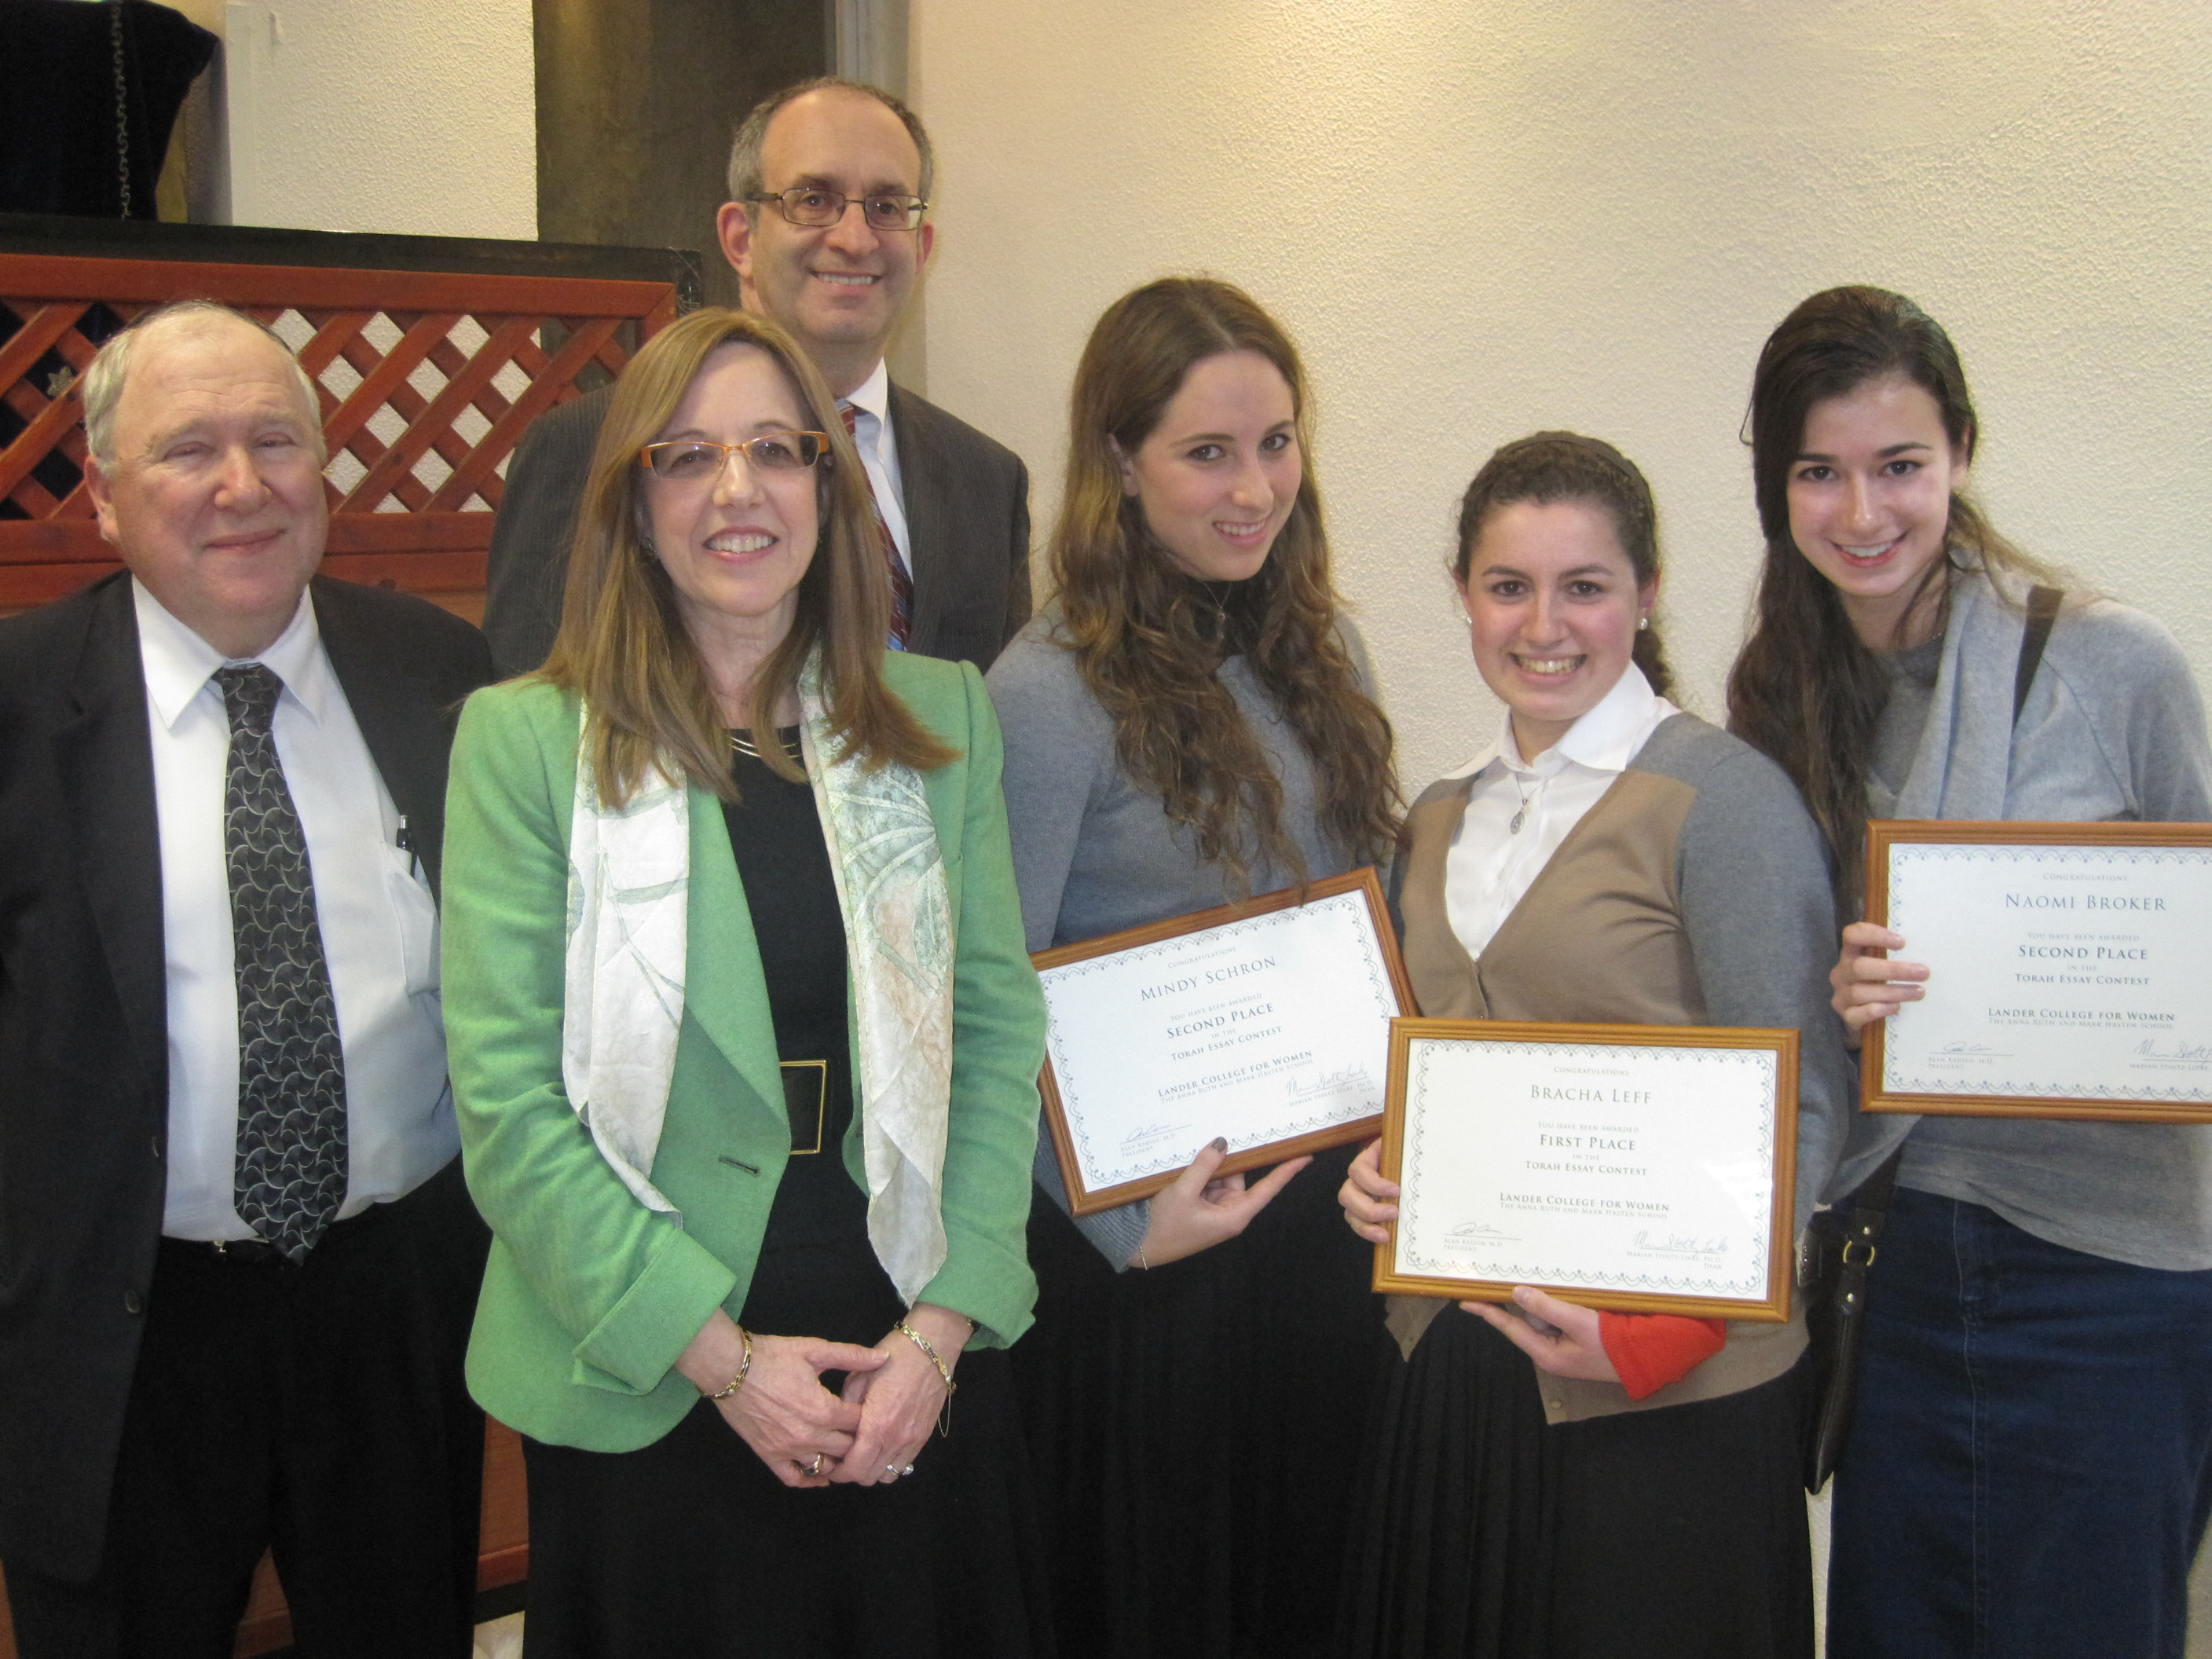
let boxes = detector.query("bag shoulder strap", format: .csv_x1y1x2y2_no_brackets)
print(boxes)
2012,584,2064,728
1855,1146,1904,1213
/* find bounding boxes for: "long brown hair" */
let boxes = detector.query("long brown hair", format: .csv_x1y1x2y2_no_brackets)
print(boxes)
1453,431,1676,701
1725,285,2056,895
1049,277,1399,892
540,306,952,808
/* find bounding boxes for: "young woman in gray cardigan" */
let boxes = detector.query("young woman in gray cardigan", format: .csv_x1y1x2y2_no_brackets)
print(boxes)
1729,286,2212,1659
1339,434,1852,1659
986,278,1399,1658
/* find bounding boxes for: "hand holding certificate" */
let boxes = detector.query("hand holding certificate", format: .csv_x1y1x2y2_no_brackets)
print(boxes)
1864,822,2212,1122
1374,1020,1798,1322
1034,869,1413,1214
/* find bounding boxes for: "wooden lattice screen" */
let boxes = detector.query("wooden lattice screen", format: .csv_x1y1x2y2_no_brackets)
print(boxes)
0,251,680,609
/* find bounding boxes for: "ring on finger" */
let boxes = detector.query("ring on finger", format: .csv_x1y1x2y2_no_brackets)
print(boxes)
806,1453,825,1478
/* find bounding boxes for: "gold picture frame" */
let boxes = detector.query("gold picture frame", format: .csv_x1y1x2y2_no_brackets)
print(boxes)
1374,1018,1799,1323
1862,819,2212,1122
1033,867,1415,1215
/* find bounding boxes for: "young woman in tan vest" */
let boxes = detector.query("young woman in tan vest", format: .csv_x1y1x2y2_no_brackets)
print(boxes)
1337,433,1852,1659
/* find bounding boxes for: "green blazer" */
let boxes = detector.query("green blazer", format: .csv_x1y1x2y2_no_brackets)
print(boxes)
441,654,1046,1452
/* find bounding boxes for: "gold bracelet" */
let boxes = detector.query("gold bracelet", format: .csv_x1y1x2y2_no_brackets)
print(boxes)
708,1326,753,1400
897,1320,961,1435
896,1322,958,1394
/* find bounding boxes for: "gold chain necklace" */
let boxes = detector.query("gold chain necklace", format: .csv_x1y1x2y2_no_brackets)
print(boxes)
729,730,803,764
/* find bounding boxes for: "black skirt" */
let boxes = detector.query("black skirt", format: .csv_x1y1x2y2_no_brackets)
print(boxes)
1338,1306,1813,1659
1015,1138,1397,1658
521,1357,1049,1659
516,733,1050,1657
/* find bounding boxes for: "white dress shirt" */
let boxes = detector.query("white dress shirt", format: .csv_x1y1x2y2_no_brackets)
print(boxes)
839,357,913,574
135,580,456,1240
1443,665,1680,961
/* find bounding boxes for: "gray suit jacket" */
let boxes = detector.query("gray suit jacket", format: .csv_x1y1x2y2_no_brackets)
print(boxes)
481,379,1032,678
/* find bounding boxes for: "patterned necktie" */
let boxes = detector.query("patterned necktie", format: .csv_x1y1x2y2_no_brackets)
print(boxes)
214,664,347,1263
840,401,914,650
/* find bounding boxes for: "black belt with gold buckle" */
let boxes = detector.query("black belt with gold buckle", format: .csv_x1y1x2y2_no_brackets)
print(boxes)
164,1236,293,1269
781,1060,829,1155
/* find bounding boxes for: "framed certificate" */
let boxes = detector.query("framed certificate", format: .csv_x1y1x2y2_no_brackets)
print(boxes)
1034,868,1414,1214
1375,1020,1798,1322
1864,820,2212,1121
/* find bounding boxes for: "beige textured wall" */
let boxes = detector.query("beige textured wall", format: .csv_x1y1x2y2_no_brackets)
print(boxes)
910,1,2212,789
222,0,535,240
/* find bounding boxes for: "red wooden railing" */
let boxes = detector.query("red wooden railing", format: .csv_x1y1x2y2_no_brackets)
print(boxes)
0,252,679,610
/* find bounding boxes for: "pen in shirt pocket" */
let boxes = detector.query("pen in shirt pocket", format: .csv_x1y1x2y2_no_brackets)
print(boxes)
396,815,423,881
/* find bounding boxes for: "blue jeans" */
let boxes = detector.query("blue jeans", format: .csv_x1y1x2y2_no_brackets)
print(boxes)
1828,1188,2212,1659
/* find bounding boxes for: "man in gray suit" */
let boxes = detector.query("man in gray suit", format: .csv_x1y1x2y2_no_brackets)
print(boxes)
483,78,1031,676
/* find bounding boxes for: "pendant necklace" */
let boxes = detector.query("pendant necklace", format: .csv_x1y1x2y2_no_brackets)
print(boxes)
1508,770,1542,834
1196,580,1235,653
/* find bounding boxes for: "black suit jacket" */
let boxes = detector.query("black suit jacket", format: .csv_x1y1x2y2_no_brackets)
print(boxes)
0,571,494,1581
480,379,1032,678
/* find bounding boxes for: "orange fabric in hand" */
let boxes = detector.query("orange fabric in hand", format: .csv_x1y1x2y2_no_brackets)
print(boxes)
1597,1312,1728,1400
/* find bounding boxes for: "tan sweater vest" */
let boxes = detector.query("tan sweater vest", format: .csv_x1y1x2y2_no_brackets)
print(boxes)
1388,769,1807,1426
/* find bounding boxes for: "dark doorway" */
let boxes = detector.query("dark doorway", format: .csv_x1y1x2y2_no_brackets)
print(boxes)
534,0,830,310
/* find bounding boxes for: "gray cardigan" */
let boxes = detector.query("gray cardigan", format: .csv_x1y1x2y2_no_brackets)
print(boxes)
1834,569,2212,1269
984,609,1368,1265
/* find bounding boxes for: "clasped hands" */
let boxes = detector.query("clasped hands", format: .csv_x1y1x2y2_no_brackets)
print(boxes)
677,1303,969,1489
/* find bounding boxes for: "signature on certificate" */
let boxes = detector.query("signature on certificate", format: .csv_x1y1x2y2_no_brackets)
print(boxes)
1935,1042,1997,1056
1119,1120,1188,1155
2133,1038,2212,1063
1286,1064,1374,1101
1445,1220,1517,1243
1631,1230,1730,1258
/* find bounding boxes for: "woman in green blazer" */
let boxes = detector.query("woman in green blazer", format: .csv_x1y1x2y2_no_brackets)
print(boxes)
440,307,1049,1657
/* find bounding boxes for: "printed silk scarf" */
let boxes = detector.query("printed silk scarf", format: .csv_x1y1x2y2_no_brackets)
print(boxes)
560,663,956,1304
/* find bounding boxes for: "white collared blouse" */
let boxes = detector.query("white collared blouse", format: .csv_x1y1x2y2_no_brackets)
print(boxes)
1442,663,1680,962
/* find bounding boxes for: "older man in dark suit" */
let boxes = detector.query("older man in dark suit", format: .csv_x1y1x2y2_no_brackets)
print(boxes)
0,303,495,1657
483,77,1031,679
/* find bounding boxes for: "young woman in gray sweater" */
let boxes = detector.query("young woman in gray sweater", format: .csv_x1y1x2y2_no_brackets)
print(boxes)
985,276,1399,1658
1728,285,2212,1659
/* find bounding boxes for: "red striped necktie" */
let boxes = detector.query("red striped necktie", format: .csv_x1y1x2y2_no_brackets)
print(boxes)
840,401,914,650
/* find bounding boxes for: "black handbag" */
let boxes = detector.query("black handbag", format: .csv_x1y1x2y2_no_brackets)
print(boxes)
1799,1150,1902,1490
1798,584,2061,1492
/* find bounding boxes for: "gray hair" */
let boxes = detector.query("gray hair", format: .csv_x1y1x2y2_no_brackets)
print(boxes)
724,77,934,211
81,301,324,468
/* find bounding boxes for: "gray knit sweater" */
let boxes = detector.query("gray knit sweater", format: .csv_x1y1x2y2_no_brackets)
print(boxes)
984,608,1369,1265
1836,570,2212,1269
